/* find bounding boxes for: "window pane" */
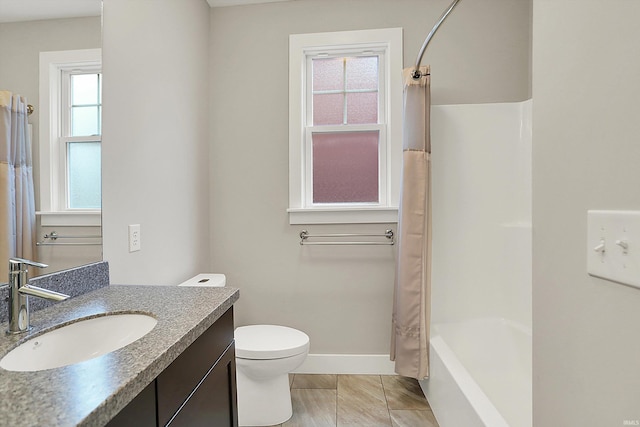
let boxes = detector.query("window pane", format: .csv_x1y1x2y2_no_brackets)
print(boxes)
312,58,343,91
68,142,101,209
346,92,378,124
71,106,100,136
312,131,379,203
346,56,378,91
71,74,99,105
313,93,344,125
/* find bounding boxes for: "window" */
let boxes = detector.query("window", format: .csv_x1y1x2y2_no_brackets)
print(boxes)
288,28,402,224
39,49,102,226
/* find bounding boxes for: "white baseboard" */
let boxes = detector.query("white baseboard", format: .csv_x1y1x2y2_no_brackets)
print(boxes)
293,354,397,375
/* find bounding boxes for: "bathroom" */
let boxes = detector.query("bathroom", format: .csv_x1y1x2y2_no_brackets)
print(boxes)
1,0,640,426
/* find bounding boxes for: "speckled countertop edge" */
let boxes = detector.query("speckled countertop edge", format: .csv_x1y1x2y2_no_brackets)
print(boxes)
0,284,239,427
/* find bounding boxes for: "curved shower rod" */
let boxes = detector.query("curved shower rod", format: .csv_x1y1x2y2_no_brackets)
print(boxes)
412,0,462,80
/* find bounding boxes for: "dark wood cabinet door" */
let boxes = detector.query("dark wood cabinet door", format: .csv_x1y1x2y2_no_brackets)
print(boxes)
167,343,238,427
157,308,234,425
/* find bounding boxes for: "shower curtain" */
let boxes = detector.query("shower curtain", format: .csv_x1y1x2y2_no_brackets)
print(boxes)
0,91,37,282
390,66,432,380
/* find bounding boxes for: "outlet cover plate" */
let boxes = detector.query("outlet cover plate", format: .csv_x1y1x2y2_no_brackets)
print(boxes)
129,224,141,252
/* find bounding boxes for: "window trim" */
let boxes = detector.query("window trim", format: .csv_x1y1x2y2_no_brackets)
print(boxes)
38,49,102,226
288,28,403,224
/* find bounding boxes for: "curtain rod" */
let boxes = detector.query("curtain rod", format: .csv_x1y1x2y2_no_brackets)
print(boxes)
412,0,462,80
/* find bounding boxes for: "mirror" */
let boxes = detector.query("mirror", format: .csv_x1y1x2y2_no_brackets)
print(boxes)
0,0,102,282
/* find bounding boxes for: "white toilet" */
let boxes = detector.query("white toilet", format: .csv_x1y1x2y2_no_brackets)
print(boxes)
178,274,310,426
234,324,309,426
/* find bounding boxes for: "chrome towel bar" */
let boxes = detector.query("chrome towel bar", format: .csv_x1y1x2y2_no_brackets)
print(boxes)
299,229,394,246
36,242,101,246
44,231,102,240
37,230,102,246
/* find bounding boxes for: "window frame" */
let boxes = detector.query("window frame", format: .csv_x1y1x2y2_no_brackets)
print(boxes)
288,28,403,225
39,49,102,226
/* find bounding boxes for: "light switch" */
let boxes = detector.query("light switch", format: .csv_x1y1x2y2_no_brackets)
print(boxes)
587,210,640,289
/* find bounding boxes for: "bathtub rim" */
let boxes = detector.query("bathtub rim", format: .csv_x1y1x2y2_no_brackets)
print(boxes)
424,316,533,427
427,333,510,427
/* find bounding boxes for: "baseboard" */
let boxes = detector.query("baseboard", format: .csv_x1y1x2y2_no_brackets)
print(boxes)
293,354,397,375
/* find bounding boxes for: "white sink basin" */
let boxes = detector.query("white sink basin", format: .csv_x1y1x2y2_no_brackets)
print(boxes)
0,313,157,372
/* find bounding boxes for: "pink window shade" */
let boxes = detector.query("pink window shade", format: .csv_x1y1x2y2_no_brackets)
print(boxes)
312,131,379,203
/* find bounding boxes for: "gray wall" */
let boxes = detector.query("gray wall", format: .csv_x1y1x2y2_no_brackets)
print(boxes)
532,1,640,425
102,0,211,285
209,0,531,354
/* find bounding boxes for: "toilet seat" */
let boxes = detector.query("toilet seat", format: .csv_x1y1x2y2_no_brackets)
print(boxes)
235,325,309,360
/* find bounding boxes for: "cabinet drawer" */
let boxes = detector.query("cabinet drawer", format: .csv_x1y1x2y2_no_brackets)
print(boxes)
157,307,234,426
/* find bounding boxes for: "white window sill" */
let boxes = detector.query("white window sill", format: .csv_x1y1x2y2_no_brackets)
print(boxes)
37,211,101,227
287,207,398,225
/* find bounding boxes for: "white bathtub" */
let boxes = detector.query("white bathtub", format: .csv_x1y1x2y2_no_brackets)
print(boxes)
420,317,532,427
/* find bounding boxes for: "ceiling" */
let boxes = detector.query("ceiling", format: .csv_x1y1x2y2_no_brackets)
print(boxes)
0,0,295,23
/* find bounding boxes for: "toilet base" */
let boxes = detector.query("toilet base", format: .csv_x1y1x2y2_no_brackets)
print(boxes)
237,369,292,426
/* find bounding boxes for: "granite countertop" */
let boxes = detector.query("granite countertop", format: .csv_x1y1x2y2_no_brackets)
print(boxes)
0,284,239,427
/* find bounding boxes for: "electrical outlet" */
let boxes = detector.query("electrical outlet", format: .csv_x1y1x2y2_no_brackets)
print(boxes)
129,224,141,252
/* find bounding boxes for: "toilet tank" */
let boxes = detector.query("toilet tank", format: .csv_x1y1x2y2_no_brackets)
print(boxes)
177,274,226,287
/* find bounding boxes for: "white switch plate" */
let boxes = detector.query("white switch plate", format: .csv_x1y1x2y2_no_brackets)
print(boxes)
129,224,141,252
587,210,640,289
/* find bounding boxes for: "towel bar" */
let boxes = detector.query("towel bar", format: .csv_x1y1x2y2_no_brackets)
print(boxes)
299,229,394,246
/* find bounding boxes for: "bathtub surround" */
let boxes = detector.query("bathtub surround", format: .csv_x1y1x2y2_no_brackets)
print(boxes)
391,66,432,380
425,318,531,427
423,100,532,426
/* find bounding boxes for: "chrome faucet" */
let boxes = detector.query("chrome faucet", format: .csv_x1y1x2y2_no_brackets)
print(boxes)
6,258,70,335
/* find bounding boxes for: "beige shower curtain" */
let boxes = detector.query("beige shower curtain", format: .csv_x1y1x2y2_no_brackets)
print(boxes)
390,66,432,380
0,91,37,282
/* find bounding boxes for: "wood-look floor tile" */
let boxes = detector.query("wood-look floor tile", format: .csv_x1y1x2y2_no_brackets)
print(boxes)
292,374,337,389
389,410,439,427
337,375,392,426
381,375,430,410
289,374,295,387
282,389,337,427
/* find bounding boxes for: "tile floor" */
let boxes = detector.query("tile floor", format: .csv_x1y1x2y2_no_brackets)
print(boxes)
261,374,440,427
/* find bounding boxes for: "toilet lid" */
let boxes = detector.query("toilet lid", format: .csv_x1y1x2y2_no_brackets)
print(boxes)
235,325,309,360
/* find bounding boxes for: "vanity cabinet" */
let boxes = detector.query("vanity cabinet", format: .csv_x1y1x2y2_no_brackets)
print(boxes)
107,307,237,427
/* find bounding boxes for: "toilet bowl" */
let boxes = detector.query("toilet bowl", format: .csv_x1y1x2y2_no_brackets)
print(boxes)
178,274,309,426
235,325,309,426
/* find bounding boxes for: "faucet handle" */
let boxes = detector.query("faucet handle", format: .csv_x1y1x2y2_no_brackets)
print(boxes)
9,258,48,269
